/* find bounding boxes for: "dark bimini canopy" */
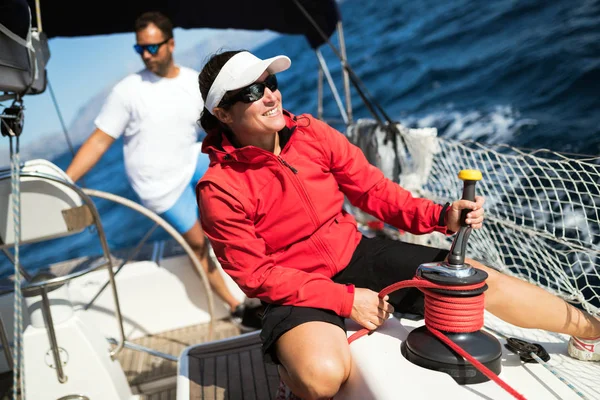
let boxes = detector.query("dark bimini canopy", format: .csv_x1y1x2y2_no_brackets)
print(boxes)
26,0,341,48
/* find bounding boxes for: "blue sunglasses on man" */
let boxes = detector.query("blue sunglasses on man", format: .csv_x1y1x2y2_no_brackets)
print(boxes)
134,37,170,56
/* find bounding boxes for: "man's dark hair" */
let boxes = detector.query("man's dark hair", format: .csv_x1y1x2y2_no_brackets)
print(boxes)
134,11,174,39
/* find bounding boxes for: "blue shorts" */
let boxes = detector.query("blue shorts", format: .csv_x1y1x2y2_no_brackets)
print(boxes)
159,151,210,234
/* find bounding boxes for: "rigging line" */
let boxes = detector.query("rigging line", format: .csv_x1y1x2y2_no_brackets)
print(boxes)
47,79,86,188
9,135,25,400
47,80,75,157
291,0,383,125
292,0,408,161
292,0,396,126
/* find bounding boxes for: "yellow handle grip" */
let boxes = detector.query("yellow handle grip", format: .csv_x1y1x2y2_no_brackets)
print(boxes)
458,169,482,181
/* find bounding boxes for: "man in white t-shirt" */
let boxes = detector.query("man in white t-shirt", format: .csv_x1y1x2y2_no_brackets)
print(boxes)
65,11,261,331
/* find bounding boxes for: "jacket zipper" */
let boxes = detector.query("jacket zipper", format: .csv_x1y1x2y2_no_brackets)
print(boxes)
277,155,338,271
278,156,298,173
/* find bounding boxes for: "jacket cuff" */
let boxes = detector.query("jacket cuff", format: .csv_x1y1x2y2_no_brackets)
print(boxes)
431,203,452,235
338,283,355,318
438,202,451,226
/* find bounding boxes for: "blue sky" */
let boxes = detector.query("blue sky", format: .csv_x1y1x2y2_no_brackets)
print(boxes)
0,27,241,150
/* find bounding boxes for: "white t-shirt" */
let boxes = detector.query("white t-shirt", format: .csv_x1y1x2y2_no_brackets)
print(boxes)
94,66,204,213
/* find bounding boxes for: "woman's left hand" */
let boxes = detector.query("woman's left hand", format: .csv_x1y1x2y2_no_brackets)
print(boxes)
445,195,485,233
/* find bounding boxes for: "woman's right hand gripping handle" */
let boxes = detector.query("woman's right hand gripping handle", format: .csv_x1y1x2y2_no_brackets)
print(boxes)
350,288,395,330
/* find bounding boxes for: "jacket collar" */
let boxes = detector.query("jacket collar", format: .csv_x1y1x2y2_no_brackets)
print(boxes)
201,109,298,164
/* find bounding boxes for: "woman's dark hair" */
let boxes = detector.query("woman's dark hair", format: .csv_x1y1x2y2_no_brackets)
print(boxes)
134,11,174,39
198,49,246,132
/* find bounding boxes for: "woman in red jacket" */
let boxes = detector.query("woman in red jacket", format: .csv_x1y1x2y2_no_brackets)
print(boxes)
196,50,600,399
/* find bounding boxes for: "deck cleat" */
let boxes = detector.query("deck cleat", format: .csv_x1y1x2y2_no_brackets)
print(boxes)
504,337,551,363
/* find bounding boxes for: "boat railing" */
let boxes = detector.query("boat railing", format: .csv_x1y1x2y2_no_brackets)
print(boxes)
0,165,126,383
82,218,160,311
0,159,217,388
81,188,216,342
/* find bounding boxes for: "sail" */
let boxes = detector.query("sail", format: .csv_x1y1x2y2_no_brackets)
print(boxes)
26,0,341,49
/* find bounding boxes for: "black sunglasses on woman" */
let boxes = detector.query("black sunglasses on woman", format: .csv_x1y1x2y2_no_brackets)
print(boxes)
219,74,278,107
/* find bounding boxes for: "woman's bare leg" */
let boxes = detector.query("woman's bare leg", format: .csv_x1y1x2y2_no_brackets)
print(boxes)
276,321,355,400
470,259,600,339
183,221,240,310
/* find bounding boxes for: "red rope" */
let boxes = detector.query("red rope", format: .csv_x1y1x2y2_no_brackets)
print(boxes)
347,277,527,400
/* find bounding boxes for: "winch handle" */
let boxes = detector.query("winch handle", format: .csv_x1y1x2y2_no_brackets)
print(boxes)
458,169,482,226
447,169,482,267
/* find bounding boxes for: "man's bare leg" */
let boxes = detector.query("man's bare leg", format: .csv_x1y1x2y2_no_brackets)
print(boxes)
183,221,240,310
471,259,600,339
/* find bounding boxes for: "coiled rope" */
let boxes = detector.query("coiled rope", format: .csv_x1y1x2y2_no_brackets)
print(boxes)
347,276,526,400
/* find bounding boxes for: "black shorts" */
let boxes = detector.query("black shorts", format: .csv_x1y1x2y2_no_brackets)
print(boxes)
260,235,449,364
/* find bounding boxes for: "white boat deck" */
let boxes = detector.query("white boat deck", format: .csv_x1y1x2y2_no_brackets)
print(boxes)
1,237,596,400
338,312,600,400
176,310,599,399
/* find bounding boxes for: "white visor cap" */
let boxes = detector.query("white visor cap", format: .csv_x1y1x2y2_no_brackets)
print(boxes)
205,51,291,115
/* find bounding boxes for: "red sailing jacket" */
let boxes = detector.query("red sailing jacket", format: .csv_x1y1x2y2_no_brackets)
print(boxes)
197,111,447,318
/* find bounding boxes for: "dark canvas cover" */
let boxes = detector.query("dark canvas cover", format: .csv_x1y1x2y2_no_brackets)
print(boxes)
26,0,340,49
0,0,49,95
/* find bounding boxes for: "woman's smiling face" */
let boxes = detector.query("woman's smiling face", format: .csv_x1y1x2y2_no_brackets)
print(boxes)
222,71,286,137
